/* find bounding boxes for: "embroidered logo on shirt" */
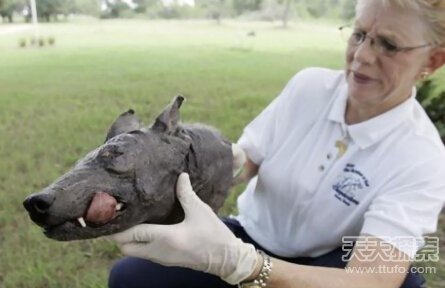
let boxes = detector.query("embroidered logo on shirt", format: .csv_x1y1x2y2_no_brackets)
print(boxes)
333,163,370,206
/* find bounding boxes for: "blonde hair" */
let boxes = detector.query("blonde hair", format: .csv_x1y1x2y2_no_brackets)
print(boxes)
359,0,445,46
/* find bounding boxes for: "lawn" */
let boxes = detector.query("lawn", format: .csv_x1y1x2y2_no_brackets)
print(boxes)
0,18,443,287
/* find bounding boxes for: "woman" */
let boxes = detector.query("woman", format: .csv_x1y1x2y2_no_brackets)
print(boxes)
109,0,445,287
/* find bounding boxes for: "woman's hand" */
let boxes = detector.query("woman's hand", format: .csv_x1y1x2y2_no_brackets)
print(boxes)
232,144,259,186
110,173,260,285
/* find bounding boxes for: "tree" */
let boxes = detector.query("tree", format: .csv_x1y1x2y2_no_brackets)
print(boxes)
207,0,222,24
73,0,101,16
133,0,159,13
281,0,292,28
58,0,77,18
306,0,327,18
232,0,263,15
341,0,356,21
102,0,131,18
0,0,14,22
417,80,445,142
0,0,25,22
30,0,74,22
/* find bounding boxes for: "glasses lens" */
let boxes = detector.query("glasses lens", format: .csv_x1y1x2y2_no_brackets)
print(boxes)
340,26,366,47
375,37,399,56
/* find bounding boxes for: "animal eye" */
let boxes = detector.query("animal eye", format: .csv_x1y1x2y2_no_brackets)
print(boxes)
128,130,143,135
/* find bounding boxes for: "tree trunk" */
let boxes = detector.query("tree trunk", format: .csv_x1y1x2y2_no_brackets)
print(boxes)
214,1,223,25
282,0,292,28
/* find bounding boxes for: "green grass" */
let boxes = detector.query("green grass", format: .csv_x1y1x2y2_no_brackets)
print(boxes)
0,19,443,287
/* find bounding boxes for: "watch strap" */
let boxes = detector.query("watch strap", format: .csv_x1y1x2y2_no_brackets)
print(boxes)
238,250,273,288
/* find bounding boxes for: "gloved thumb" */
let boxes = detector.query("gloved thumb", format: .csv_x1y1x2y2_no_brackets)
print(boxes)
176,173,207,215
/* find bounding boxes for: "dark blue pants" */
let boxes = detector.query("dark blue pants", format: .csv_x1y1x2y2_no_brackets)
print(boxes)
109,218,425,288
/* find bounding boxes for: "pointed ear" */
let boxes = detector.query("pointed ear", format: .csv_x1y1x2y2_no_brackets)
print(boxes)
105,109,141,142
152,96,185,134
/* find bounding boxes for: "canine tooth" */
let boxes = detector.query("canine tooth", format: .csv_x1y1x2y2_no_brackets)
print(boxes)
77,217,87,228
116,203,123,211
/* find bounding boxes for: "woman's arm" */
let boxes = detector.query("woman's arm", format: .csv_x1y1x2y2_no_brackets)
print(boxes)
232,144,259,186
233,157,259,185
243,236,410,288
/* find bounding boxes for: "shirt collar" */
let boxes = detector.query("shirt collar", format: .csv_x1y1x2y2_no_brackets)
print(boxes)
328,81,416,150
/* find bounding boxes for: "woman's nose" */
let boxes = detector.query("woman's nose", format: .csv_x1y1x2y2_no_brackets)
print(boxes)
353,38,378,65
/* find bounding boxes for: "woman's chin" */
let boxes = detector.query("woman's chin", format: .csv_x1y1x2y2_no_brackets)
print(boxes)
348,80,381,99
347,88,383,108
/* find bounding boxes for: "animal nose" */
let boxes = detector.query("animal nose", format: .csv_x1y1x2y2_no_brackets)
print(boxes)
23,193,55,215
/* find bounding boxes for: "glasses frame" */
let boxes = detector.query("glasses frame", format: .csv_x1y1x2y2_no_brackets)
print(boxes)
338,25,431,57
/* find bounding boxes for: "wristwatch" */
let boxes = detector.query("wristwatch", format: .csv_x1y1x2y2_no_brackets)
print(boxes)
238,250,273,288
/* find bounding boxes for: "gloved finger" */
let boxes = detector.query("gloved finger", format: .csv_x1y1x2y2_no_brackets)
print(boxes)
176,173,202,210
110,223,172,244
177,173,217,218
118,242,154,258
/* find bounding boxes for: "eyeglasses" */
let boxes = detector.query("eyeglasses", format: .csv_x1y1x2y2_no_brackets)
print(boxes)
338,25,431,57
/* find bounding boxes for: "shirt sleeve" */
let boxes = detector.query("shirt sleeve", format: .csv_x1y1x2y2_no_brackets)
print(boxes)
236,73,300,165
360,156,445,258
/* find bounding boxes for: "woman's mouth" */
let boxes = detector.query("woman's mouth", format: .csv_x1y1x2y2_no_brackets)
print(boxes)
351,71,375,85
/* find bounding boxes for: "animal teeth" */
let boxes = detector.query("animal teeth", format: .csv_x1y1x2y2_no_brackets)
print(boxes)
77,217,87,228
116,203,123,211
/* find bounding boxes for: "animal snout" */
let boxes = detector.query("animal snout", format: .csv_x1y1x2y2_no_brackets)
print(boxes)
23,193,55,217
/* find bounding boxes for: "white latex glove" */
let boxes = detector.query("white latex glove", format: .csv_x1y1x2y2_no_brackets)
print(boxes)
110,173,259,285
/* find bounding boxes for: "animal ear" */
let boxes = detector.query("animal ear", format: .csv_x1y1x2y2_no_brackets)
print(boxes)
105,109,141,142
152,96,184,134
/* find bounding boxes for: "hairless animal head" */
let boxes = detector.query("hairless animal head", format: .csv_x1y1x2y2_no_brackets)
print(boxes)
23,96,233,241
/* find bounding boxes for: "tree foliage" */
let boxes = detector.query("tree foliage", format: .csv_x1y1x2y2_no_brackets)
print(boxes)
72,0,100,16
0,0,24,22
32,0,72,21
101,0,131,18
0,0,358,22
417,80,445,142
232,0,263,15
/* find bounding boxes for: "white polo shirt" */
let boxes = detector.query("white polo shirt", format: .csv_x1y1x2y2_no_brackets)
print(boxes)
236,67,445,258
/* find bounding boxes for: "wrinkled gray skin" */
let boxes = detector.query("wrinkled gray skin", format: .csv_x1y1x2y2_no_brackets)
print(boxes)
23,96,233,241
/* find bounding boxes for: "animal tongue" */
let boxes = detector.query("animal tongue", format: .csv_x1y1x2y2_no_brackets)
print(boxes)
85,192,117,225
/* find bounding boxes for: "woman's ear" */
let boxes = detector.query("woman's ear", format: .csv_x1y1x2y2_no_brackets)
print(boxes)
426,47,445,74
